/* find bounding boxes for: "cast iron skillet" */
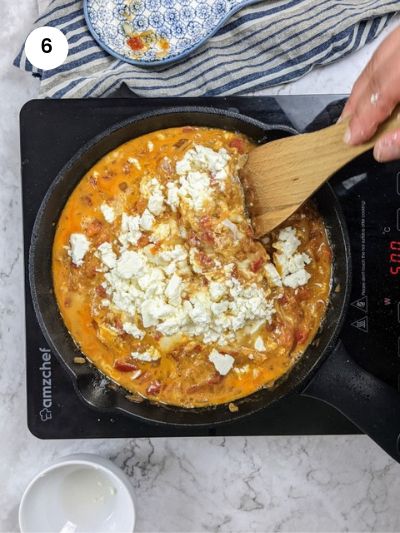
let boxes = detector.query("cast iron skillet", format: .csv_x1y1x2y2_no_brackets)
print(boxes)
29,107,400,461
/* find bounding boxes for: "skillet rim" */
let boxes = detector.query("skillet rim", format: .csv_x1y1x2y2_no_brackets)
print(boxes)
29,106,351,427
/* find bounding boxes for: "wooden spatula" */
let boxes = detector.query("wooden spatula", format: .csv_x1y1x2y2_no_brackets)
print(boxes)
243,106,400,237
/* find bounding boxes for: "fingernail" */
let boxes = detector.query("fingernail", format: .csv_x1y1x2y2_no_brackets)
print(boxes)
374,144,400,162
343,127,352,144
374,133,400,162
373,145,383,162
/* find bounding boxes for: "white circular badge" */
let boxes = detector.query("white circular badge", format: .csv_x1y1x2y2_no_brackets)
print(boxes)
25,27,69,70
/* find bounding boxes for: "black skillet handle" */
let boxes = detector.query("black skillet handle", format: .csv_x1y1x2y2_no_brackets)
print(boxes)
301,341,400,462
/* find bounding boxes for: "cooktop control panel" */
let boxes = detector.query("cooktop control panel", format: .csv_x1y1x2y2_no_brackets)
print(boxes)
332,158,400,390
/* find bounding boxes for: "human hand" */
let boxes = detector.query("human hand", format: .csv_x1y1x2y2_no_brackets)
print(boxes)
341,26,400,162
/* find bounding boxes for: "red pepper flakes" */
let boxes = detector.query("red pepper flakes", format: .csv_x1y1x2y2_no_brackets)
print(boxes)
199,215,212,228
127,36,144,51
295,328,308,344
86,219,103,237
114,360,138,372
113,317,124,334
95,285,107,298
250,257,264,273
229,138,245,153
198,251,214,268
80,195,93,206
207,374,223,385
147,381,161,395
89,175,98,187
137,235,150,248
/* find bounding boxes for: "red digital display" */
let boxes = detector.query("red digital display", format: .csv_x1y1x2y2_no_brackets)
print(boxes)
390,241,400,275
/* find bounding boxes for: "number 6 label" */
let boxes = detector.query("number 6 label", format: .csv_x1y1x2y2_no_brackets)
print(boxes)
25,27,68,71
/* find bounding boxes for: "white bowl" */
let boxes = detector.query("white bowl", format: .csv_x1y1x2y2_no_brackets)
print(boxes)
19,453,135,533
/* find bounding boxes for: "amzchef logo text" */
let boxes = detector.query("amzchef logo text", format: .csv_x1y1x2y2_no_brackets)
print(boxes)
39,348,52,421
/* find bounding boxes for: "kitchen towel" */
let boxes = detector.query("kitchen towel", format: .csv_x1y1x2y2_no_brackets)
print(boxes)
14,0,400,98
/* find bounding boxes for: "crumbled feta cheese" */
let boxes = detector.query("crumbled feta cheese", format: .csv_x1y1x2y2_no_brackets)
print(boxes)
175,145,231,210
188,247,203,274
208,349,234,376
141,298,175,328
131,369,142,380
116,251,145,279
100,203,115,223
227,279,275,330
234,364,250,375
140,209,155,231
147,141,154,152
166,182,180,211
119,214,142,246
158,245,188,264
221,219,242,241
273,226,312,289
283,269,311,288
101,299,110,307
157,309,188,336
211,300,229,315
123,322,145,339
98,208,275,346
186,292,211,325
209,281,226,301
254,336,266,351
177,145,229,181
274,227,300,256
150,222,171,243
179,171,210,210
68,233,90,267
198,145,230,178
143,178,165,216
128,157,141,170
97,242,117,270
224,263,235,275
131,347,160,362
137,267,165,292
148,192,164,216
264,263,282,287
165,273,182,304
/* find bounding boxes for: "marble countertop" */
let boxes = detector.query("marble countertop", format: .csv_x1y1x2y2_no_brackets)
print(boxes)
1,1,400,531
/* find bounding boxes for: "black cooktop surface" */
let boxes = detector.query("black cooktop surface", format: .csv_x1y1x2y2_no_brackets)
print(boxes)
20,93,400,439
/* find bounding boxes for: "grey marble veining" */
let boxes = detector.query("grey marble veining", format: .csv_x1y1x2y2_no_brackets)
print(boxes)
1,1,400,531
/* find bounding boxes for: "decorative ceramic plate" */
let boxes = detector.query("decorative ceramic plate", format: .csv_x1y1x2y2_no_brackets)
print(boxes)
84,0,263,67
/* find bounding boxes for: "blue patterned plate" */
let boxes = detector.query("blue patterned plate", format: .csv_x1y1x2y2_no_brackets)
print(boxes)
84,0,263,67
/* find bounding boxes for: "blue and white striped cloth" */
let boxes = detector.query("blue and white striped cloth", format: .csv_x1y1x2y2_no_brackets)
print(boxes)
14,0,400,98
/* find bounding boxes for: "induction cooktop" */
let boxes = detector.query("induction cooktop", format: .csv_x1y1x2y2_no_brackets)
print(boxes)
20,92,400,439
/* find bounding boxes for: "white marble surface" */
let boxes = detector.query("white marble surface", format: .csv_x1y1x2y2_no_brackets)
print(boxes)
1,1,400,531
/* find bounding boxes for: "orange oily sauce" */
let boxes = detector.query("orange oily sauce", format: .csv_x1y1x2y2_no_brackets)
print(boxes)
52,127,332,407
